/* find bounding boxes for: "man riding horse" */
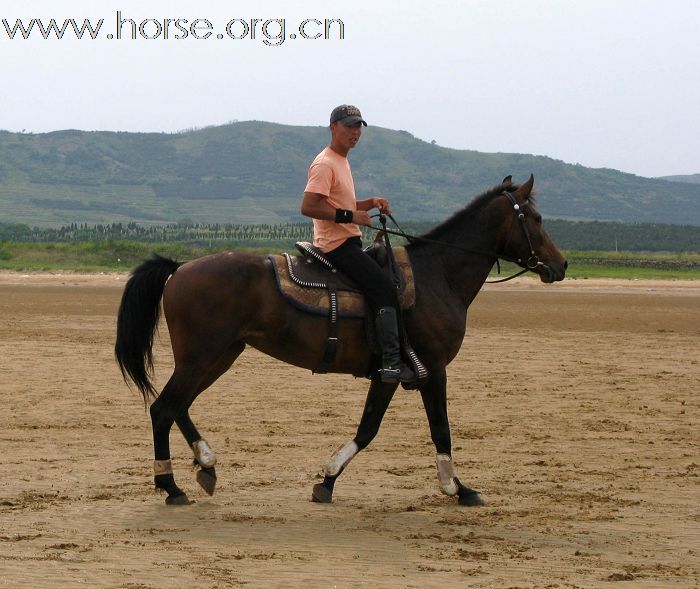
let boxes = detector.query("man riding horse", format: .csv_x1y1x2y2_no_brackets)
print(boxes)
300,104,416,387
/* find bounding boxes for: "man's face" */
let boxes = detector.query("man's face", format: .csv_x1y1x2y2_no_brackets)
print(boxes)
331,121,363,151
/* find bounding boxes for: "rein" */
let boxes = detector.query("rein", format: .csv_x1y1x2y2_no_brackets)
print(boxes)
367,192,550,283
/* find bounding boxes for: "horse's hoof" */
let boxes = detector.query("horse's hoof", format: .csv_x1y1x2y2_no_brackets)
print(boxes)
165,493,194,506
457,489,485,507
311,483,333,503
458,491,485,506
455,477,485,506
196,467,217,496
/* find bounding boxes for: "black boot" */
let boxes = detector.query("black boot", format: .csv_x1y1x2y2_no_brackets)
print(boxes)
375,307,416,385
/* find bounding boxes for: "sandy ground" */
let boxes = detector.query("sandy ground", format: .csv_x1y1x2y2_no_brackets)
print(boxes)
0,272,698,588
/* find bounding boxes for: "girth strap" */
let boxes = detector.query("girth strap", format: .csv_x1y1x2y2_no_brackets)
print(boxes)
316,285,339,373
403,338,428,381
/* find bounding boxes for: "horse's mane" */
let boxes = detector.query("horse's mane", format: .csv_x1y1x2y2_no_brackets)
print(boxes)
418,181,535,242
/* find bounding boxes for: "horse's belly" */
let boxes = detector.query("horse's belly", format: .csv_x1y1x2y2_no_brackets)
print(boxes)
245,313,372,377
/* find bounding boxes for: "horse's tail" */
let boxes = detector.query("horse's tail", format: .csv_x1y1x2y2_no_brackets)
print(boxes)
115,254,182,402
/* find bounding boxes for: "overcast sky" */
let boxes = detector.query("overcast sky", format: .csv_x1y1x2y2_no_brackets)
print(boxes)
1,0,698,178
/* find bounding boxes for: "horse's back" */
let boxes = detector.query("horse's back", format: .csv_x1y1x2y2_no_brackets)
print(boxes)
162,250,370,375
162,251,281,338
165,251,273,296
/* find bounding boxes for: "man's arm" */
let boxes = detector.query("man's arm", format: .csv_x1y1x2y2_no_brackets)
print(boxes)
301,192,373,226
300,191,336,221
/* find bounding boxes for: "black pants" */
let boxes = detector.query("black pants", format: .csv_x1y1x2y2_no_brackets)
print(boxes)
325,237,398,312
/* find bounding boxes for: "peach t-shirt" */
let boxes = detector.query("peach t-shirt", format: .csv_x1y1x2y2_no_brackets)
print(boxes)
304,146,362,252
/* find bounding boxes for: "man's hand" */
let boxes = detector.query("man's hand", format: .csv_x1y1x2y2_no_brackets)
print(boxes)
352,210,374,226
370,197,392,214
357,197,392,215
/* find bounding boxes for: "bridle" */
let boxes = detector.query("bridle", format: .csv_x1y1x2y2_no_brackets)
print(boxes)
500,191,545,268
369,191,553,283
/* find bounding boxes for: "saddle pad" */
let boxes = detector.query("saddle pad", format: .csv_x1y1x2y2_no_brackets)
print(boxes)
269,246,416,318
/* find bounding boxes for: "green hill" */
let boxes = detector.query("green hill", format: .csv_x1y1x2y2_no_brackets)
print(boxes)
1,122,699,226
659,173,700,185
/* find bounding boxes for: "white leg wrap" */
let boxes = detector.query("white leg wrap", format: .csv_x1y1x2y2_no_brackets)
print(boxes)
436,453,458,496
192,439,216,468
324,440,359,477
154,459,173,476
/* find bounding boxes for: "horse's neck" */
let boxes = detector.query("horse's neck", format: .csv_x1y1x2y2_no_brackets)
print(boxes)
410,232,497,307
444,250,495,305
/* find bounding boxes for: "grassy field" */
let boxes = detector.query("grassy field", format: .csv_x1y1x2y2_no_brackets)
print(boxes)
0,241,201,273
561,263,700,280
0,241,698,279
562,251,700,279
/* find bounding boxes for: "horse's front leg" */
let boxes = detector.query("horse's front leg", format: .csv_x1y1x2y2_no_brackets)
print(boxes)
312,378,398,503
419,368,485,506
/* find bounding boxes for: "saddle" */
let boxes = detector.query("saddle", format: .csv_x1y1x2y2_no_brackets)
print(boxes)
268,242,415,318
268,242,427,381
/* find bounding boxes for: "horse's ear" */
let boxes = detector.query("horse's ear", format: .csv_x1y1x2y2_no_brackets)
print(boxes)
514,174,534,199
502,175,513,187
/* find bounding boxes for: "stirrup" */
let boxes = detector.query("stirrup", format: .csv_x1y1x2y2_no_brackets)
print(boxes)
378,365,417,386
378,367,402,382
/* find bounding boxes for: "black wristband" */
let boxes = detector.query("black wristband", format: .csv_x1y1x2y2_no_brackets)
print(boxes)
335,209,354,223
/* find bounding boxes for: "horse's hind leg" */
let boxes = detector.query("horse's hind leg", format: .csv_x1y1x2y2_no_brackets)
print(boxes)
175,413,218,496
312,378,398,503
150,366,204,505
174,342,246,497
419,368,485,506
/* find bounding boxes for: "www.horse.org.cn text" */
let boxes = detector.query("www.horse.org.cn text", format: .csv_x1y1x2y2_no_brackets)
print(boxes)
1,12,346,46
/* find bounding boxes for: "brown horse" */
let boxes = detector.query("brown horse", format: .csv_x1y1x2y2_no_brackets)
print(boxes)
115,175,567,506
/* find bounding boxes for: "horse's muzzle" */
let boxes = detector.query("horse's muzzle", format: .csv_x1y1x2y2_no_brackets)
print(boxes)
537,259,567,283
